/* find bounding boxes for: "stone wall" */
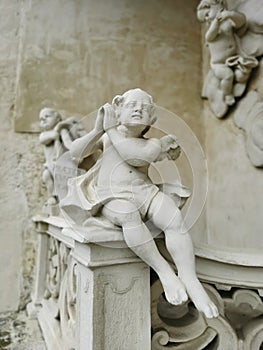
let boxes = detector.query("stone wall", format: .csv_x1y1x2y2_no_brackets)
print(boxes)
0,1,46,312
0,0,203,312
204,64,263,250
201,0,263,253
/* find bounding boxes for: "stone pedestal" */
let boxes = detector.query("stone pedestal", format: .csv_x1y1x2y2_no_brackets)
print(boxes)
29,216,151,350
75,244,150,350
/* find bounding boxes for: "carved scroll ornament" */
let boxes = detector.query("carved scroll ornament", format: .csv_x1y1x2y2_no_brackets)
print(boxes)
151,279,263,349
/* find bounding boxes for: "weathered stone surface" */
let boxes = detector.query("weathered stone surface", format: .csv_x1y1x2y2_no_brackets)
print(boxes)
0,311,45,349
0,0,46,313
202,30,263,251
14,0,203,141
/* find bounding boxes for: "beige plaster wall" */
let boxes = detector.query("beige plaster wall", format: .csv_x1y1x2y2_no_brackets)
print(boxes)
204,68,263,251
14,0,203,137
0,1,46,312
0,0,203,312
202,18,263,252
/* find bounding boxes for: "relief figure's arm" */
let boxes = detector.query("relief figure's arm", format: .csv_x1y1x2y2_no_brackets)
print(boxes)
205,18,220,42
222,10,246,29
39,130,59,145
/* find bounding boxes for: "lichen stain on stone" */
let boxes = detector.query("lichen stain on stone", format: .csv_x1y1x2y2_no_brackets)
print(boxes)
0,331,12,348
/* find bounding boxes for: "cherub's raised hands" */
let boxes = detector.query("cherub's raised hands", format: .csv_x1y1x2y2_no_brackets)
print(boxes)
216,10,231,22
94,106,105,133
103,103,118,131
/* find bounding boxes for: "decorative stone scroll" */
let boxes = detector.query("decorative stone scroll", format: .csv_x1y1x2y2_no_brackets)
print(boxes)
151,279,263,349
197,0,263,118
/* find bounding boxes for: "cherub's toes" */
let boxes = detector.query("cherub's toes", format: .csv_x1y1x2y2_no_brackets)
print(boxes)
204,303,219,319
179,288,188,303
211,303,219,318
172,289,188,305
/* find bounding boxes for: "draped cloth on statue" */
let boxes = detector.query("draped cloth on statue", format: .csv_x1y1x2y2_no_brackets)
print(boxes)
60,156,191,230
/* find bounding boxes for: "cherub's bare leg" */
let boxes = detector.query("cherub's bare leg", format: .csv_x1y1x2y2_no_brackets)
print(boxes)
233,67,251,96
148,192,218,318
42,168,56,203
102,199,188,305
212,63,235,106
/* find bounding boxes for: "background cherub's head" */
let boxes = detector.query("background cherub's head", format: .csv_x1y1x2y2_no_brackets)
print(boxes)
197,0,226,22
112,88,156,134
39,108,62,131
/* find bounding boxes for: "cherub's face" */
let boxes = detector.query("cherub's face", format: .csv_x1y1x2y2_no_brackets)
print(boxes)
39,109,59,131
117,92,155,128
70,121,86,138
197,1,223,22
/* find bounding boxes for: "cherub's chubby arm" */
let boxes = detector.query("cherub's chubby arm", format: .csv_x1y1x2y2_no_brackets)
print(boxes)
70,108,104,163
103,104,162,165
53,120,73,150
110,134,162,166
205,17,221,42
39,130,59,146
217,10,246,29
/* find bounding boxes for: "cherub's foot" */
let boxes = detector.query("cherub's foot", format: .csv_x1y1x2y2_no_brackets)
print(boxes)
160,275,188,305
47,196,58,205
183,278,219,318
225,94,235,106
194,298,219,319
233,82,246,97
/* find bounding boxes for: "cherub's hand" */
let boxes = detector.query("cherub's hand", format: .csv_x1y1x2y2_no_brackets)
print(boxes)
160,134,178,151
54,120,71,133
94,106,105,132
160,135,181,160
103,103,118,131
216,10,230,22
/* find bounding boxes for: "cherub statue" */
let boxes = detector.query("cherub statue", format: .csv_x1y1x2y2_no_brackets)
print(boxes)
39,107,85,203
197,0,258,117
64,88,219,318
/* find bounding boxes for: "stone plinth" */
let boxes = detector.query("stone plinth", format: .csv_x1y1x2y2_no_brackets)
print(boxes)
28,215,151,350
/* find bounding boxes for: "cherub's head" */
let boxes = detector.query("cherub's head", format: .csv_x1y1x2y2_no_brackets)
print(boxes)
39,108,62,131
197,0,226,22
112,88,156,134
67,117,86,139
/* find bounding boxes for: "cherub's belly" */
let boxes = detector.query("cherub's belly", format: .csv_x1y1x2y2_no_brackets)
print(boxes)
98,162,150,187
209,39,236,64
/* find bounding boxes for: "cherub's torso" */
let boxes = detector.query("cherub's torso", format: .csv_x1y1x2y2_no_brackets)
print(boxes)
208,18,237,64
97,134,151,187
